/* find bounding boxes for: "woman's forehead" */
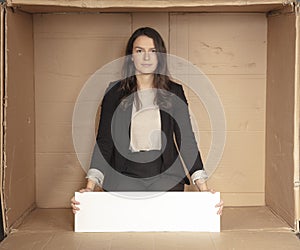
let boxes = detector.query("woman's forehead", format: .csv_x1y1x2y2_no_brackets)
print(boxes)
133,35,155,49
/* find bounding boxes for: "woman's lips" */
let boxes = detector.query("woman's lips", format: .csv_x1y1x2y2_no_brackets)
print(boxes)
141,64,153,67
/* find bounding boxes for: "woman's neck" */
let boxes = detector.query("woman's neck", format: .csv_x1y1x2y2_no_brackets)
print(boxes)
136,74,154,90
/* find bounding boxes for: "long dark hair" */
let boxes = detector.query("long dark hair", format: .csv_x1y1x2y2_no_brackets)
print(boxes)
120,27,171,109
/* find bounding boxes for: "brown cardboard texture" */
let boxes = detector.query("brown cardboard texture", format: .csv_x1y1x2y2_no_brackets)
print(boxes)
0,0,299,245
266,10,297,230
0,4,5,234
170,13,267,206
32,11,268,208
1,207,300,249
6,0,293,13
4,7,35,230
296,12,300,231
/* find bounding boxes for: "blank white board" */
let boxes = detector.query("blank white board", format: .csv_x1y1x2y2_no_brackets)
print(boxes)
74,192,220,232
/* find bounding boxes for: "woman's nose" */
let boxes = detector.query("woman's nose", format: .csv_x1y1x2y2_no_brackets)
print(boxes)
143,52,150,61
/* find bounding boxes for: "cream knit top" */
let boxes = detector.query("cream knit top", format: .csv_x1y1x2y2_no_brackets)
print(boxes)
129,88,161,152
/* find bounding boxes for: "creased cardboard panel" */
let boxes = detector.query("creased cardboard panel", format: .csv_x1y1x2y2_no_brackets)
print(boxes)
296,12,300,230
170,13,266,205
8,0,289,7
36,153,86,208
6,5,288,14
34,13,132,207
2,208,300,249
5,9,35,228
0,5,5,233
170,13,267,75
266,12,296,228
188,75,266,132
132,13,169,49
207,132,265,192
7,0,288,13
200,131,265,206
37,13,265,207
34,12,132,144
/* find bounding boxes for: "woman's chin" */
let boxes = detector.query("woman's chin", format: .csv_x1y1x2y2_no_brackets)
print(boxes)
136,68,157,75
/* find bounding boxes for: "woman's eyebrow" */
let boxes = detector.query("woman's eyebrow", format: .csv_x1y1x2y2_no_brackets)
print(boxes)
134,46,156,50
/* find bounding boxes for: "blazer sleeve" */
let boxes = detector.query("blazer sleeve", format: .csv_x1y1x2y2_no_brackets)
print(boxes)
173,84,205,177
88,83,117,178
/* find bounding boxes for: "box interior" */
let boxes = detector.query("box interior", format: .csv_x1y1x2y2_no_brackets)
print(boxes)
266,11,297,229
1,0,299,235
2,207,300,249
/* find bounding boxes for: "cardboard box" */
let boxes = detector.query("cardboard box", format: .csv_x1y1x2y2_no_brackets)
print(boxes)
0,0,299,243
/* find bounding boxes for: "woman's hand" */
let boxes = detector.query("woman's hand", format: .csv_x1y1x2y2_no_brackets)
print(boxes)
71,187,93,214
195,180,224,215
214,199,224,216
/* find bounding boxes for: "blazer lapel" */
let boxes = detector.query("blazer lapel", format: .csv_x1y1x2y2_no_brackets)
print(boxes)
160,109,170,151
112,98,133,155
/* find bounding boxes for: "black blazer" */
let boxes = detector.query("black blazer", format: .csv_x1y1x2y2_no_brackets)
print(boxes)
89,80,204,188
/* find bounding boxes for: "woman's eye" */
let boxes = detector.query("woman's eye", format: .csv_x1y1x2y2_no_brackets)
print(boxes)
151,49,157,53
136,49,142,53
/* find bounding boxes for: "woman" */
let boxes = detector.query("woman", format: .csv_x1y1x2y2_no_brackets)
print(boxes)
71,27,223,215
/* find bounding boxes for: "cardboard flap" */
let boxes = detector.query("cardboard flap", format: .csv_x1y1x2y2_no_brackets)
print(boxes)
266,11,297,228
6,0,290,13
0,4,6,235
4,8,35,230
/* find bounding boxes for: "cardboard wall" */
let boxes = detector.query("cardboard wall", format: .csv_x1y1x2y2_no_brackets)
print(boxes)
34,13,131,208
0,5,5,231
297,13,300,230
170,13,267,206
5,9,35,228
34,13,170,208
34,12,267,207
6,0,287,13
266,12,296,227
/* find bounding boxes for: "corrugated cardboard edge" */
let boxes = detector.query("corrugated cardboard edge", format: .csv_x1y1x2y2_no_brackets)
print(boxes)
2,4,8,235
294,2,300,233
3,7,36,232
5,0,296,8
0,3,6,236
265,8,297,229
4,0,294,13
6,203,35,233
0,8,36,231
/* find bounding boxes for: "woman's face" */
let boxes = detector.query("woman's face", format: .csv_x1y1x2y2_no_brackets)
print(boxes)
132,35,158,75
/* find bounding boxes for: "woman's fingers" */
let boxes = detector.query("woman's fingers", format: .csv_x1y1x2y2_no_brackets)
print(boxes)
71,196,80,205
71,195,81,214
71,188,92,213
215,200,224,215
209,189,216,194
215,200,224,207
217,204,224,215
71,203,80,214
201,189,224,215
201,188,215,193
79,188,92,193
